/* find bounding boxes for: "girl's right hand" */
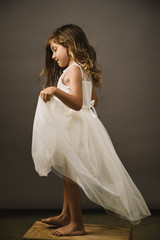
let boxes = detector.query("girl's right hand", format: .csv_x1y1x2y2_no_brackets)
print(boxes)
40,86,56,103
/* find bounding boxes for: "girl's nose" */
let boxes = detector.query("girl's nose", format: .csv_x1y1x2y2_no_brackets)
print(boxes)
52,52,55,60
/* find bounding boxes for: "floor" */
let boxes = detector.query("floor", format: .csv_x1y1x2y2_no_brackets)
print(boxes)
0,209,159,240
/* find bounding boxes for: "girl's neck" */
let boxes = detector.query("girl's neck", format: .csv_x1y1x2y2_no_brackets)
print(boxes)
68,59,76,67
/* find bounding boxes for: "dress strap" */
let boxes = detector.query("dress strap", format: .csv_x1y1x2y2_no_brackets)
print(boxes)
63,62,84,79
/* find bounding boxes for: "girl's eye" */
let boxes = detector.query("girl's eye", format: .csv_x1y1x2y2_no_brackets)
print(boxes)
51,48,57,53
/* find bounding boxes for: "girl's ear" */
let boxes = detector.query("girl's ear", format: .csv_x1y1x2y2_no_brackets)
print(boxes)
68,47,74,60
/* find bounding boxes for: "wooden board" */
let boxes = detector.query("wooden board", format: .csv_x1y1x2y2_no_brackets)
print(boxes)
23,221,132,240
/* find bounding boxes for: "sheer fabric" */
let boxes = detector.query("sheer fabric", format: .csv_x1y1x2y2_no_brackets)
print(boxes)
31,62,151,224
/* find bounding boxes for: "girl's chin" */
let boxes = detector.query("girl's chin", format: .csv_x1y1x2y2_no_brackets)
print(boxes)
58,62,69,68
57,61,63,67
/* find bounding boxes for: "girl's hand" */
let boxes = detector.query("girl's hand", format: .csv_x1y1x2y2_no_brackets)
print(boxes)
40,86,56,103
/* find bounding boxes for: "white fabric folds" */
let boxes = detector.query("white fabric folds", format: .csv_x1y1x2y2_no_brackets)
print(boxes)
31,62,151,225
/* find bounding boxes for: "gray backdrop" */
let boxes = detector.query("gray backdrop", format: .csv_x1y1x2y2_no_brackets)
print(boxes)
0,0,160,210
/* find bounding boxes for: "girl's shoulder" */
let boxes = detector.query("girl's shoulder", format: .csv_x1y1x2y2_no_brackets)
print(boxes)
63,62,84,79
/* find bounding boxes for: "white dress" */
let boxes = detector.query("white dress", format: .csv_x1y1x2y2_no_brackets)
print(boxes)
31,62,151,224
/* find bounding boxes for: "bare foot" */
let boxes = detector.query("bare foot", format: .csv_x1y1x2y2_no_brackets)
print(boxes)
41,213,70,226
52,222,86,236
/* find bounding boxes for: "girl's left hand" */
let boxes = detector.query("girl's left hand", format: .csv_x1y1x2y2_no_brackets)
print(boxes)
40,86,56,103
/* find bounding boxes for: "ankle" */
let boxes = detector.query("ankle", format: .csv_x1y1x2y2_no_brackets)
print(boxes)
70,220,84,227
60,211,70,218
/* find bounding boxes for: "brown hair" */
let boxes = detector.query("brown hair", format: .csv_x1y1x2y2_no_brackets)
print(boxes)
38,24,102,89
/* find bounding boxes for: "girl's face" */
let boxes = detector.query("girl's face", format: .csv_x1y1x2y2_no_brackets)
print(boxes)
50,40,71,68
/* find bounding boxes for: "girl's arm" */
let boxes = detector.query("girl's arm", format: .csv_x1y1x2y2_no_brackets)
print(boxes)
40,65,83,111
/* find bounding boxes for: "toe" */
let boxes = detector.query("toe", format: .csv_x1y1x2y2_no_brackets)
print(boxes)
41,218,47,221
57,231,62,236
53,230,57,235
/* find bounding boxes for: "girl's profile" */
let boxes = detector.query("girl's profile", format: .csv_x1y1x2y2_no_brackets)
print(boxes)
31,24,151,236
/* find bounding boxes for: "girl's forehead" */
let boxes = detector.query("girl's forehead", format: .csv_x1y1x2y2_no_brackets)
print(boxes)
50,39,59,48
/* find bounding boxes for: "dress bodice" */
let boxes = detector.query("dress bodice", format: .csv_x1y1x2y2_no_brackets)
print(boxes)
54,62,97,117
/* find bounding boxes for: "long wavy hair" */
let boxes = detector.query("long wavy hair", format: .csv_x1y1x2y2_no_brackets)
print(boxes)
38,24,102,89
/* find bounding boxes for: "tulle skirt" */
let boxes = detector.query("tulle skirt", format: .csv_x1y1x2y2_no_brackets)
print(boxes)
31,96,151,224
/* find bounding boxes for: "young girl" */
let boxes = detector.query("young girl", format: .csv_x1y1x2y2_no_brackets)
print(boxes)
31,24,151,236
